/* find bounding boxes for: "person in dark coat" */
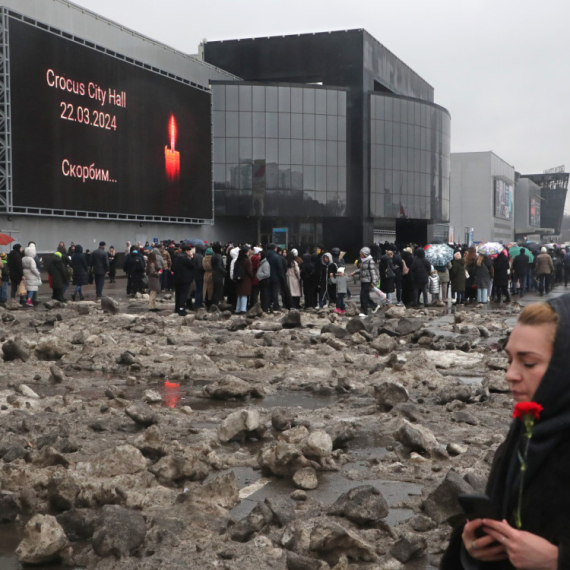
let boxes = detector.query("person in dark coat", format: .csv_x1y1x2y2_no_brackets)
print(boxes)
123,246,146,297
449,252,466,304
276,247,292,310
71,244,89,301
211,243,226,306
266,244,287,312
379,251,396,303
391,250,405,306
146,251,161,312
441,298,570,569
235,248,254,314
318,252,338,308
512,248,530,297
7,243,24,303
475,253,494,304
48,251,68,302
301,253,318,309
107,246,117,283
409,248,431,307
91,241,109,298
172,245,196,316
193,245,205,309
464,247,478,304
493,249,511,303
400,248,414,305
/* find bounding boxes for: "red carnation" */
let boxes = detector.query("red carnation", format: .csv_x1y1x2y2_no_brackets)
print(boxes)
512,402,543,420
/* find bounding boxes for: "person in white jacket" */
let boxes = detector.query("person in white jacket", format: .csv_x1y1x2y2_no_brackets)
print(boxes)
22,246,41,307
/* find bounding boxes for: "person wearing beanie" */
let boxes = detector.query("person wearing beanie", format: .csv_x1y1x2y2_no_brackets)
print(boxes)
536,247,554,296
91,240,109,298
351,247,380,316
48,251,69,302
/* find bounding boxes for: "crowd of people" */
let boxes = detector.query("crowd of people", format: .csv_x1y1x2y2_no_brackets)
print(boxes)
1,238,568,314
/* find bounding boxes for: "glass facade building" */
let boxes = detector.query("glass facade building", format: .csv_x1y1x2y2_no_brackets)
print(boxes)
370,94,450,222
205,30,451,248
213,83,348,219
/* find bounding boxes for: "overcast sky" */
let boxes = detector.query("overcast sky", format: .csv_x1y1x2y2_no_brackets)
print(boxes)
71,0,568,177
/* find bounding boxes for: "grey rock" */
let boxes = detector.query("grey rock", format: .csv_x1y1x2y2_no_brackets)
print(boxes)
264,496,296,526
117,351,136,365
396,420,439,455
272,408,296,431
246,302,264,318
385,306,406,319
2,339,30,362
204,375,253,399
149,450,209,483
395,318,424,336
100,297,120,314
435,385,472,405
346,318,366,335
329,485,389,525
286,551,324,570
56,509,98,542
228,317,249,331
282,309,302,329
15,514,70,565
293,467,318,490
35,338,69,361
47,474,80,511
92,505,146,558
0,491,21,522
451,410,479,425
370,334,398,355
320,323,350,339
408,515,437,532
374,382,409,412
125,402,157,427
390,532,428,563
218,409,260,443
5,298,22,310
309,520,377,561
483,371,510,392
49,365,65,384
303,430,333,458
422,470,474,524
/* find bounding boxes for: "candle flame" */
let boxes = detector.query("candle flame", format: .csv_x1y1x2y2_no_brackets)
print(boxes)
169,115,177,152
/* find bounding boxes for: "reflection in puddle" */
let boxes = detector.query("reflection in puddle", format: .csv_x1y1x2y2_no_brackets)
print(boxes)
163,381,181,408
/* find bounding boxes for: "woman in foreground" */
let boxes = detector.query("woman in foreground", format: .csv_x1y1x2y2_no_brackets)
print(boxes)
442,296,570,569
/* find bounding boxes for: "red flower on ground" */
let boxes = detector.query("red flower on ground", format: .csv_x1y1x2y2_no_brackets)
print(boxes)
512,402,543,421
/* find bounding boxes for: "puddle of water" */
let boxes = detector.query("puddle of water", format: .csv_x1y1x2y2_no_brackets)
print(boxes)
188,392,337,412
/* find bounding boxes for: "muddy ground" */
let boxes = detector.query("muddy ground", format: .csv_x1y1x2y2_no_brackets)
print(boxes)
0,291,531,569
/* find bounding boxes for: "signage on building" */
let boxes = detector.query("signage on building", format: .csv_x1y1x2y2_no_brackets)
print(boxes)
529,197,541,227
272,228,288,249
494,178,513,220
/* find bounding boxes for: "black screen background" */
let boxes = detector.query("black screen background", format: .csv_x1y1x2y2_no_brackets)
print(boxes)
9,17,213,219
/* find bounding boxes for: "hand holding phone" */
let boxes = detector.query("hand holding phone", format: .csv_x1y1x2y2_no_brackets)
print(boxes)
458,494,498,539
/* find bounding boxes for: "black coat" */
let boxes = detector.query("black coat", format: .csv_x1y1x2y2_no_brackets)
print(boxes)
449,258,466,292
512,253,529,277
123,252,146,281
7,246,23,282
379,255,395,293
91,247,110,276
172,253,196,285
48,257,68,289
266,250,285,284
71,247,89,286
493,253,510,288
211,252,226,278
409,250,431,286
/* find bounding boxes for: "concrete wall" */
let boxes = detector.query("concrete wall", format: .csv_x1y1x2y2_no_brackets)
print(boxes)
0,215,253,254
450,152,515,243
1,0,237,87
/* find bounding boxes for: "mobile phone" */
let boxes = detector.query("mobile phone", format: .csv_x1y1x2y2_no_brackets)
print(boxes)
458,494,498,538
457,494,498,521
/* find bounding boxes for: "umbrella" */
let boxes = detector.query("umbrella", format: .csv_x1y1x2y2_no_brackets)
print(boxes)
508,246,534,263
183,239,206,247
425,244,454,266
476,242,505,256
0,233,15,246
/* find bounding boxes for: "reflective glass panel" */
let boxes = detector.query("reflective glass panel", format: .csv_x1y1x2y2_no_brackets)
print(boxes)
291,139,302,165
303,114,315,139
291,113,303,139
239,112,252,138
226,85,239,111
252,86,265,111
303,88,315,114
278,87,291,112
266,86,278,112
226,138,239,163
225,112,239,137
315,90,327,114
239,138,252,161
303,140,315,165
315,166,327,191
266,139,278,163
252,112,265,138
279,139,291,163
315,115,327,140
326,90,338,115
291,88,303,113
213,137,225,163
253,138,265,160
213,111,225,137
212,85,225,111
327,115,338,141
279,113,291,138
315,140,326,166
239,86,252,111
266,113,278,137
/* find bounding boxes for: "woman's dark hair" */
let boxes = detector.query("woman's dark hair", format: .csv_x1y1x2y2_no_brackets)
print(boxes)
287,251,296,268
130,245,137,253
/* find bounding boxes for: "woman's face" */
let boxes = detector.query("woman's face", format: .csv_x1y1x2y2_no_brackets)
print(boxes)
505,323,555,402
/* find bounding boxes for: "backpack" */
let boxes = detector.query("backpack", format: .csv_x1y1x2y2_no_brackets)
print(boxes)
132,254,144,274
257,260,271,281
232,261,245,282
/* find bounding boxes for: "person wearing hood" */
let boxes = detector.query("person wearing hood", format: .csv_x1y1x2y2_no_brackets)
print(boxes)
400,247,415,305
192,245,205,309
225,246,240,310
256,251,271,312
301,253,318,309
351,247,379,316
318,252,338,308
536,247,554,296
210,243,226,306
235,247,254,314
123,246,146,297
409,248,431,307
202,248,214,308
48,251,68,302
266,243,286,312
379,250,396,304
442,298,570,569
449,251,466,304
475,252,494,305
286,252,302,309
276,247,292,310
26,242,41,305
493,249,511,303
464,246,478,304
172,244,196,316
512,247,530,297
71,244,89,301
250,246,262,308
7,243,25,304
291,248,304,267
56,244,71,296
22,246,41,307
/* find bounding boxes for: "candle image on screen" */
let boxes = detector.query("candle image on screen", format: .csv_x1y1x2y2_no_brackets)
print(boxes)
164,114,180,181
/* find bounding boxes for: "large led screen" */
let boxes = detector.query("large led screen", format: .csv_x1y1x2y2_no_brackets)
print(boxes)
494,178,513,221
9,17,213,219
